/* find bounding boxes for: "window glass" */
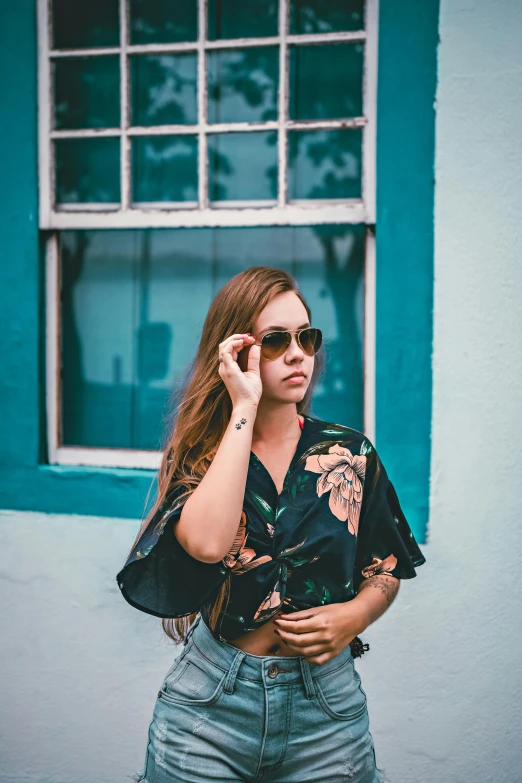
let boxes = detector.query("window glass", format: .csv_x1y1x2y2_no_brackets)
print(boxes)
47,0,369,209
54,57,120,130
207,0,278,40
60,226,365,449
288,129,362,200
207,48,279,125
289,0,364,34
208,132,278,201
130,54,198,127
55,138,121,205
132,136,198,203
52,0,119,49
289,43,364,120
129,0,197,44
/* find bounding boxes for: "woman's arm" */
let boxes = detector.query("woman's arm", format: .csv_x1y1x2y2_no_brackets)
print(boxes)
349,574,401,633
174,402,258,564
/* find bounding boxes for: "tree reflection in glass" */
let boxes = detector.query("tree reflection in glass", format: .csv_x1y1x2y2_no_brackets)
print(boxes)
289,129,362,200
131,54,197,127
132,137,198,203
290,0,364,34
208,48,279,124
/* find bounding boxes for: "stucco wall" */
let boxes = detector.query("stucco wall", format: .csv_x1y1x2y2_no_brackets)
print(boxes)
1,0,522,782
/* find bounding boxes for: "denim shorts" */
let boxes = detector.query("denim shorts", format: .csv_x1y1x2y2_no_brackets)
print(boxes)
132,614,391,783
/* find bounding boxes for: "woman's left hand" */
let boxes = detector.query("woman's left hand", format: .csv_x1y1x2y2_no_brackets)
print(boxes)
273,602,368,665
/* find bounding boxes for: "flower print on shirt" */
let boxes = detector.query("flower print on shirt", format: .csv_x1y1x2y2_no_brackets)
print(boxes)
222,511,272,574
253,579,283,622
361,553,398,579
304,443,366,536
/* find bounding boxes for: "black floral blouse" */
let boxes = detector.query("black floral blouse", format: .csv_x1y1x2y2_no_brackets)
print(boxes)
116,414,426,655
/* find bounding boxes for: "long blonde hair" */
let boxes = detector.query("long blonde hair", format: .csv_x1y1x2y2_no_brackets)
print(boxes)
129,266,325,644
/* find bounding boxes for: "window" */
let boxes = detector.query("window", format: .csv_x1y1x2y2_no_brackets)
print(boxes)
38,0,378,469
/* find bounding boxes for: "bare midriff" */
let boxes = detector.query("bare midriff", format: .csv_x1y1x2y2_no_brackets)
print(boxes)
226,608,297,656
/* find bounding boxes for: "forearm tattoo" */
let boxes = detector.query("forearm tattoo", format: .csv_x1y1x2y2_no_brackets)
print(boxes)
358,574,399,607
235,417,247,430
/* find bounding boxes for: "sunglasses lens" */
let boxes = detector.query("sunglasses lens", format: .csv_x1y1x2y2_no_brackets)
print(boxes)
299,327,322,356
261,331,290,359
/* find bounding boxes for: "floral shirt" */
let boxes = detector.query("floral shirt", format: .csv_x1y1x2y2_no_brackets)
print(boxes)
116,414,426,654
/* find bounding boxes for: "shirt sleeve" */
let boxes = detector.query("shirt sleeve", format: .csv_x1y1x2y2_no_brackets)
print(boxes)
353,438,427,592
115,484,229,618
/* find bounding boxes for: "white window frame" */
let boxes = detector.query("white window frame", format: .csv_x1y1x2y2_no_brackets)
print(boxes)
40,0,378,468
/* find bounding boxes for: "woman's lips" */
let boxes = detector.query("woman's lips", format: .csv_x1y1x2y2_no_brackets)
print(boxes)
284,375,306,383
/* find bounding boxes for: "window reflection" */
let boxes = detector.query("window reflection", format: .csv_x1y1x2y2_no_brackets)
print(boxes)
208,48,279,125
54,57,120,130
55,138,120,204
60,226,365,449
131,54,198,127
289,43,364,120
288,129,362,200
132,136,198,203
208,132,277,201
130,0,197,44
52,0,119,49
208,0,278,40
290,0,364,34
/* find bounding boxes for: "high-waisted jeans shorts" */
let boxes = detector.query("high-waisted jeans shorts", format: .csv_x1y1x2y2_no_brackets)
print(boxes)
132,614,391,783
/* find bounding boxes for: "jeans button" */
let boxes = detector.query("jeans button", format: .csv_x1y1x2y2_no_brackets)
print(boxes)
267,664,279,678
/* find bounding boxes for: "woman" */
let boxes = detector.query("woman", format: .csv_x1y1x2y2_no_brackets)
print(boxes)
117,266,426,782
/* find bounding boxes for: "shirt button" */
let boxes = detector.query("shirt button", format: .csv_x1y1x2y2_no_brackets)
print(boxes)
267,664,279,678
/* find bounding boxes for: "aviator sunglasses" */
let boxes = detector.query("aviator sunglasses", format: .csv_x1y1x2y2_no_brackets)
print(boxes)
252,327,323,361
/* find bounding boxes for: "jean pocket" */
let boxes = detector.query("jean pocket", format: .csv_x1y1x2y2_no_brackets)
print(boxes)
159,650,227,707
314,658,368,721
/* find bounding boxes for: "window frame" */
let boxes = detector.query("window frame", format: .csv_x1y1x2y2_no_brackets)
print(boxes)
37,0,378,228
40,0,379,469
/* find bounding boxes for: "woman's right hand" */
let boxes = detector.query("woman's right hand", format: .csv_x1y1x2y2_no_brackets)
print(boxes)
218,333,262,410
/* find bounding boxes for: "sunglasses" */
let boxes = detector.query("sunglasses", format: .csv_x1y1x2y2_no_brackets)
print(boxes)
253,327,323,361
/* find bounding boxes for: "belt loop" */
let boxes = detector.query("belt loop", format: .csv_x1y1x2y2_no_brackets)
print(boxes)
184,614,201,646
223,649,246,695
299,656,316,700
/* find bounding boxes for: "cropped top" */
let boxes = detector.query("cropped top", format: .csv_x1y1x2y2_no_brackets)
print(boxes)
116,414,426,654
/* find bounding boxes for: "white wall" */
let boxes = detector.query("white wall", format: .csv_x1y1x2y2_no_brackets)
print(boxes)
2,1,522,781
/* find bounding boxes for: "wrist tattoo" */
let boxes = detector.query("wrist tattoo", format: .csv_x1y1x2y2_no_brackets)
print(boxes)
359,575,399,606
235,417,247,430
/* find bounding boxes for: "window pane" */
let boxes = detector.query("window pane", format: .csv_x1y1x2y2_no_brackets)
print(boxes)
60,226,365,449
55,138,120,204
131,54,198,126
52,0,119,49
208,48,278,124
129,0,197,44
54,57,120,130
132,136,198,203
208,0,278,40
208,132,277,201
290,0,364,34
289,43,364,120
288,129,362,200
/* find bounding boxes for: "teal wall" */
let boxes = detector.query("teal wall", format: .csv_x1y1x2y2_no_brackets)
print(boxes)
0,0,437,541
375,0,439,541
